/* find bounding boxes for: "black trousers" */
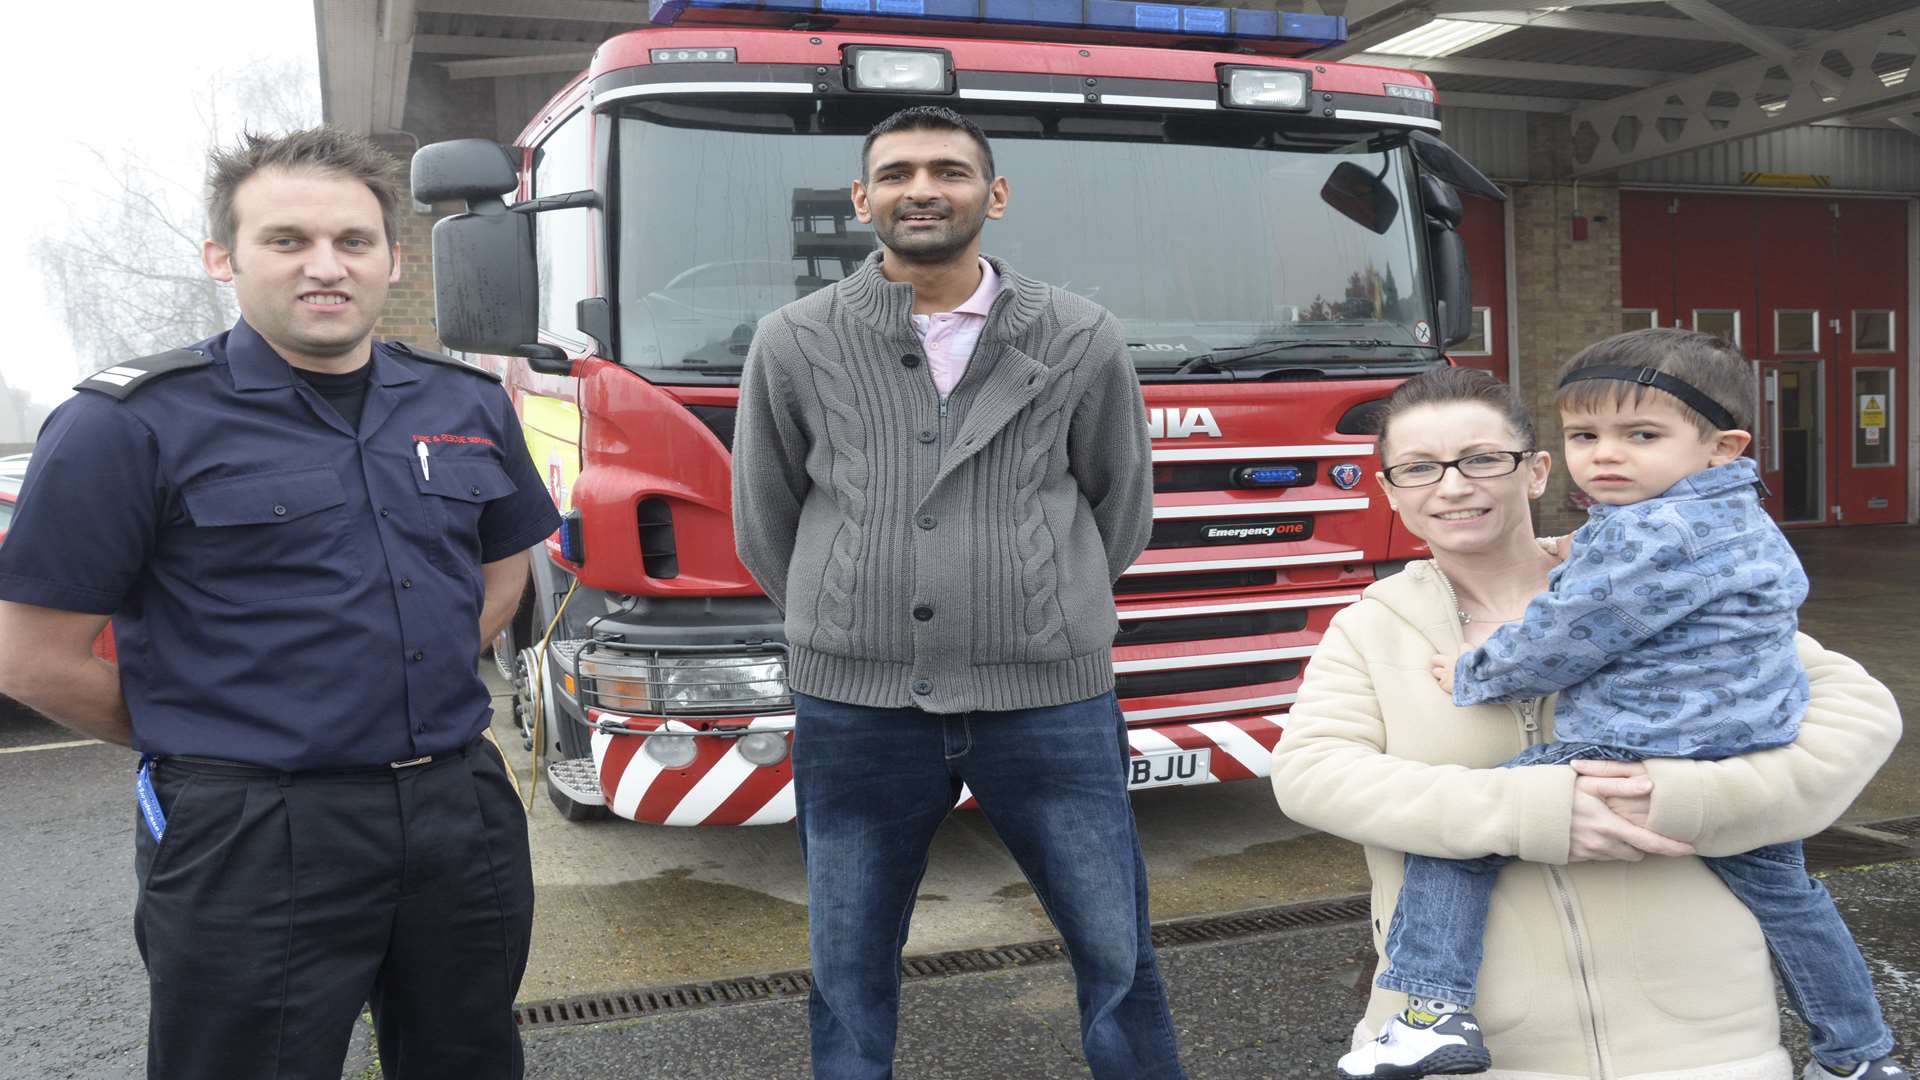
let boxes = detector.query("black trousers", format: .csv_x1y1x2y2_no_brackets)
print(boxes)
133,740,534,1080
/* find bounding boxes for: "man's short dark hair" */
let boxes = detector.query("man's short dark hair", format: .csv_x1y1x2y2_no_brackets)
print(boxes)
206,127,404,251
861,106,995,182
1556,327,1755,435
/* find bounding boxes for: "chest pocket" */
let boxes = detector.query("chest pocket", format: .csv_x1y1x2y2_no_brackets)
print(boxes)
178,467,363,604
414,458,518,573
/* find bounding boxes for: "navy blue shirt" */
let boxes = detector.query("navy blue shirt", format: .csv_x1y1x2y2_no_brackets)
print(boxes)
0,321,560,769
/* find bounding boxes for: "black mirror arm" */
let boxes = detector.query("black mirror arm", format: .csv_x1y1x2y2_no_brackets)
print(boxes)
1408,131,1504,203
511,189,603,215
514,343,574,376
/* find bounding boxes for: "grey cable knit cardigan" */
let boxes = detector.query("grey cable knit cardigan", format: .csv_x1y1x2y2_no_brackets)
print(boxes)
731,252,1154,714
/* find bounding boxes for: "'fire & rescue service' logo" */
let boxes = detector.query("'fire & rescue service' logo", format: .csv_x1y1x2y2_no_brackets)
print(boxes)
1330,462,1363,490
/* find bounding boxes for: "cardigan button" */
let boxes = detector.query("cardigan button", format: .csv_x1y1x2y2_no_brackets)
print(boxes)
917,514,936,530
911,678,933,695
901,354,921,369
912,605,934,622
917,429,936,444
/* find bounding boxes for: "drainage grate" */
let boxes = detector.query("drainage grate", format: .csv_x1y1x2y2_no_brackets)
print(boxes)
513,891,1370,1032
1868,814,1920,839
514,819,1920,1035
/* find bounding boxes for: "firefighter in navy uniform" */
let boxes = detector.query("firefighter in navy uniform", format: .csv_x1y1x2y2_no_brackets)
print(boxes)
0,129,559,1080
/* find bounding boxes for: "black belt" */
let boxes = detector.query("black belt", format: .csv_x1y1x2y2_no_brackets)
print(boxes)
157,737,486,780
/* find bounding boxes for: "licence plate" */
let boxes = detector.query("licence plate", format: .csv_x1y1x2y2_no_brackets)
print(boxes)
1127,748,1211,790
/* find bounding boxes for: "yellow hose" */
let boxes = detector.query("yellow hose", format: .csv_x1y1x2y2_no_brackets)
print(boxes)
506,578,579,814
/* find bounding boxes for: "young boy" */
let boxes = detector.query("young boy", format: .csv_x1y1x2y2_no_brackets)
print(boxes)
1338,329,1908,1080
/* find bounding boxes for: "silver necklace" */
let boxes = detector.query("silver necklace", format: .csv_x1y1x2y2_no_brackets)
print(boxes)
1431,565,1526,625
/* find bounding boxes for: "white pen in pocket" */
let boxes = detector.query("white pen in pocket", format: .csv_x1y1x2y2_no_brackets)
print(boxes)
416,440,431,481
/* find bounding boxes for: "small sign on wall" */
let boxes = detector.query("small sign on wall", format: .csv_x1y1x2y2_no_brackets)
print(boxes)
1859,394,1886,431
1853,372,1894,468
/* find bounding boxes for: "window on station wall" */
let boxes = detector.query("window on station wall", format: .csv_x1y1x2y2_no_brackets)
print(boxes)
1694,309,1740,345
1853,310,1895,353
1774,310,1819,354
1621,309,1658,333
531,109,593,347
1853,368,1894,468
1453,306,1493,356
1760,366,1781,472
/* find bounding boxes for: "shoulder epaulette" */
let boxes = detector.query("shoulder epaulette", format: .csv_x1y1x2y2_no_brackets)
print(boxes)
387,341,504,382
73,349,211,401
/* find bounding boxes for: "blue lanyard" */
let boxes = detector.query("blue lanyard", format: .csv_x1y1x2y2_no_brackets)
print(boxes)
135,754,166,842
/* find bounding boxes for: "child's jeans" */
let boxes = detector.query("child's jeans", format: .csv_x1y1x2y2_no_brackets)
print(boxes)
1377,740,1895,1066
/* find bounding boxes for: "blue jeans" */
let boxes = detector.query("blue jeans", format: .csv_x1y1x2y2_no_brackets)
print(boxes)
792,690,1187,1080
1378,741,1894,1066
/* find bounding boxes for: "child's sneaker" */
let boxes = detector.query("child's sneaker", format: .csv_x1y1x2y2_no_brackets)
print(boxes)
1802,1058,1911,1080
1337,1009,1492,1079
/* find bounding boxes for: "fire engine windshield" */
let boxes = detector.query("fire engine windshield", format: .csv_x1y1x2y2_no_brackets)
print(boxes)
615,102,1439,380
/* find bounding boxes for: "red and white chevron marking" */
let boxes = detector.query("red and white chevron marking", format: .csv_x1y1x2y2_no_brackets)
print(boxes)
587,709,1288,825
1127,714,1287,782
590,712,796,826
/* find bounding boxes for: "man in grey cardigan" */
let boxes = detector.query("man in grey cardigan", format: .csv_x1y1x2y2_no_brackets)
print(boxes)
732,106,1184,1080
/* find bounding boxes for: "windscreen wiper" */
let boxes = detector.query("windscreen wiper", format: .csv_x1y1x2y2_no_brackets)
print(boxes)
1173,339,1408,375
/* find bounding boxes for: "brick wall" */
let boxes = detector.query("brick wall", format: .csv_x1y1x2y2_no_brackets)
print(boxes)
1510,115,1623,536
372,139,451,354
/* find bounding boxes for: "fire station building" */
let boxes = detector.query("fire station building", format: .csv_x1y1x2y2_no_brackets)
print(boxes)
319,0,1920,535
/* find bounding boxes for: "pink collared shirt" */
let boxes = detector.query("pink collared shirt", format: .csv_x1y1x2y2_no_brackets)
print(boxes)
909,258,999,398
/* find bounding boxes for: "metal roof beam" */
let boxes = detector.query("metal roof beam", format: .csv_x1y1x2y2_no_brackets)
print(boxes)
1355,53,1686,87
317,0,417,136
374,0,419,133
442,53,596,80
1663,0,1792,62
1571,7,1920,175
1446,9,1800,46
1430,0,1665,11
1824,95,1920,125
1312,4,1434,62
415,33,600,55
1440,91,1582,113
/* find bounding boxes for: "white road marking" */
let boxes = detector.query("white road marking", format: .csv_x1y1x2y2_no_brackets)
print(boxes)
0,738,102,755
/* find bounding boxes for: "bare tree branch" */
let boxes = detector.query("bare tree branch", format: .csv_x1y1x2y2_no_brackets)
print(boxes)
31,59,320,374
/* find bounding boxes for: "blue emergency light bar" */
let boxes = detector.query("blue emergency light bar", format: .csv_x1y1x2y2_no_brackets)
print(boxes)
646,0,1346,48
1236,464,1305,487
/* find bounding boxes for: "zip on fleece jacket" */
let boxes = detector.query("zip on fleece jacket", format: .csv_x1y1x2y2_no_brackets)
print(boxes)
1435,564,1612,1077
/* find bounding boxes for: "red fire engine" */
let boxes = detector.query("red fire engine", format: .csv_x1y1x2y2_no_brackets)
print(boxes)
409,0,1500,824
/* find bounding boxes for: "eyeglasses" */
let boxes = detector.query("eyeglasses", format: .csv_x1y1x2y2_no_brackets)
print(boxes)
1382,450,1536,489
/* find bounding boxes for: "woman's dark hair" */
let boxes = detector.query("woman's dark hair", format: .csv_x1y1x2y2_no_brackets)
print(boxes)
1372,366,1537,456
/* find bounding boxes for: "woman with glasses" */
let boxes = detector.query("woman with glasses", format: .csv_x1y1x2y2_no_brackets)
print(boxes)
1270,366,1900,1080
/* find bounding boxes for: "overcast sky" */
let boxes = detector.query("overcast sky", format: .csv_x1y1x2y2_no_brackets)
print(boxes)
0,1,318,408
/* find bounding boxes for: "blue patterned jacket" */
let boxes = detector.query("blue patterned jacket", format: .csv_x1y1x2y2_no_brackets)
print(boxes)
1453,457,1808,758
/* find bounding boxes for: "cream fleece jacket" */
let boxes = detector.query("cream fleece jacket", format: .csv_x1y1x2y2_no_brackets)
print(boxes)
1271,559,1901,1080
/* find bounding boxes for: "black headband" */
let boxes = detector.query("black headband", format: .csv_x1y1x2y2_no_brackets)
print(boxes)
1558,366,1739,432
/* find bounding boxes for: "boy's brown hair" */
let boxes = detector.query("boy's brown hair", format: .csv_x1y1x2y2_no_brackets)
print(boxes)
1555,327,1754,437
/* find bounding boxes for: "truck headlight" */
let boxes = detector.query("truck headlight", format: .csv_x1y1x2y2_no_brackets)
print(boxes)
847,47,952,94
578,649,789,716
1222,67,1309,111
